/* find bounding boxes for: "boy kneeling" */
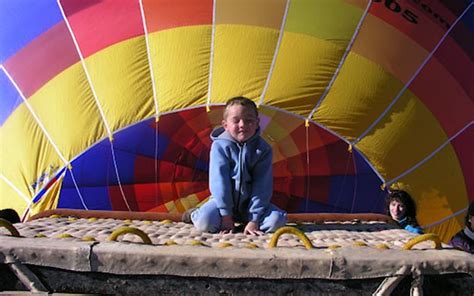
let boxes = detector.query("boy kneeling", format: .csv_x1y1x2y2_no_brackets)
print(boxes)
186,97,287,235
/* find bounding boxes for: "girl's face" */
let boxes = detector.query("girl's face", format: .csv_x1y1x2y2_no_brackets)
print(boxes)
389,200,406,221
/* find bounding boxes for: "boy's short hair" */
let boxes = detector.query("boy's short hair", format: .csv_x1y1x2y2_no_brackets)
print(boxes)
224,96,259,119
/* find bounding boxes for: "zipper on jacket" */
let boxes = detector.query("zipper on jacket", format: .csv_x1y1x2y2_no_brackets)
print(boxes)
236,143,244,215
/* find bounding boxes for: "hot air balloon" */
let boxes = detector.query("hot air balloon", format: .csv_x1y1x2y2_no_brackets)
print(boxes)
0,0,472,243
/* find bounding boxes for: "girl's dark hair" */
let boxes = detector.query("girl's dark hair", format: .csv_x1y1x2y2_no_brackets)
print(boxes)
387,190,419,227
0,208,21,224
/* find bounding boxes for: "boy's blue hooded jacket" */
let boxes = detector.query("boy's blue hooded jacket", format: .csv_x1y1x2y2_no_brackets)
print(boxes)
209,126,272,222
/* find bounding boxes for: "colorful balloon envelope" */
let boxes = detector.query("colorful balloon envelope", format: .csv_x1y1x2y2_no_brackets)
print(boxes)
0,0,472,241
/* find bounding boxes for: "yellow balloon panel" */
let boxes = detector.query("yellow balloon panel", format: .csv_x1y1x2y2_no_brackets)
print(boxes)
149,26,211,113
391,144,468,242
264,32,344,116
425,215,465,243
0,179,28,216
264,0,366,116
357,94,448,180
85,36,155,130
0,104,63,204
211,25,279,103
313,52,405,140
28,63,107,160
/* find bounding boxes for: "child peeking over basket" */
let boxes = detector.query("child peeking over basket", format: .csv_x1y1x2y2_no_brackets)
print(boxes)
387,190,423,234
449,202,474,253
183,97,287,235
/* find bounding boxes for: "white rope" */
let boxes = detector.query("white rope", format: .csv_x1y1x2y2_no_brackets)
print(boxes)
347,153,357,213
138,0,159,119
350,152,362,213
329,150,355,212
109,141,132,211
265,104,387,186
0,66,70,166
258,0,291,106
0,68,86,209
67,168,89,210
154,121,160,206
0,174,31,205
386,121,473,186
45,104,214,175
352,2,473,145
206,0,217,111
138,0,161,205
306,0,372,121
423,206,468,229
57,0,132,210
304,122,310,212
20,206,32,222
353,145,386,184
56,0,113,140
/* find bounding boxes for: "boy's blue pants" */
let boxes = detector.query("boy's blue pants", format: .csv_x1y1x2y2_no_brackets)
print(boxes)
190,199,287,233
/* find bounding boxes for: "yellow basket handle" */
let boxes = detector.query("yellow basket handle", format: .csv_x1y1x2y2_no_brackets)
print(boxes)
403,233,441,250
0,218,20,237
107,227,152,245
269,226,314,250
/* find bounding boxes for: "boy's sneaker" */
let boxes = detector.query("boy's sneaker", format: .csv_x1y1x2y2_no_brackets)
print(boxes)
182,208,197,223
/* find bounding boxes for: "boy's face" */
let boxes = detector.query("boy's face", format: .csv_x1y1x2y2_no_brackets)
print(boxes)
222,104,259,143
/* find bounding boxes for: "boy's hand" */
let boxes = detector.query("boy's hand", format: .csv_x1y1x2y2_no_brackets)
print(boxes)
244,221,264,236
220,215,235,234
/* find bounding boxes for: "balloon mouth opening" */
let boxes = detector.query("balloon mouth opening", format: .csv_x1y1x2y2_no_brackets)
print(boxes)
35,106,385,214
